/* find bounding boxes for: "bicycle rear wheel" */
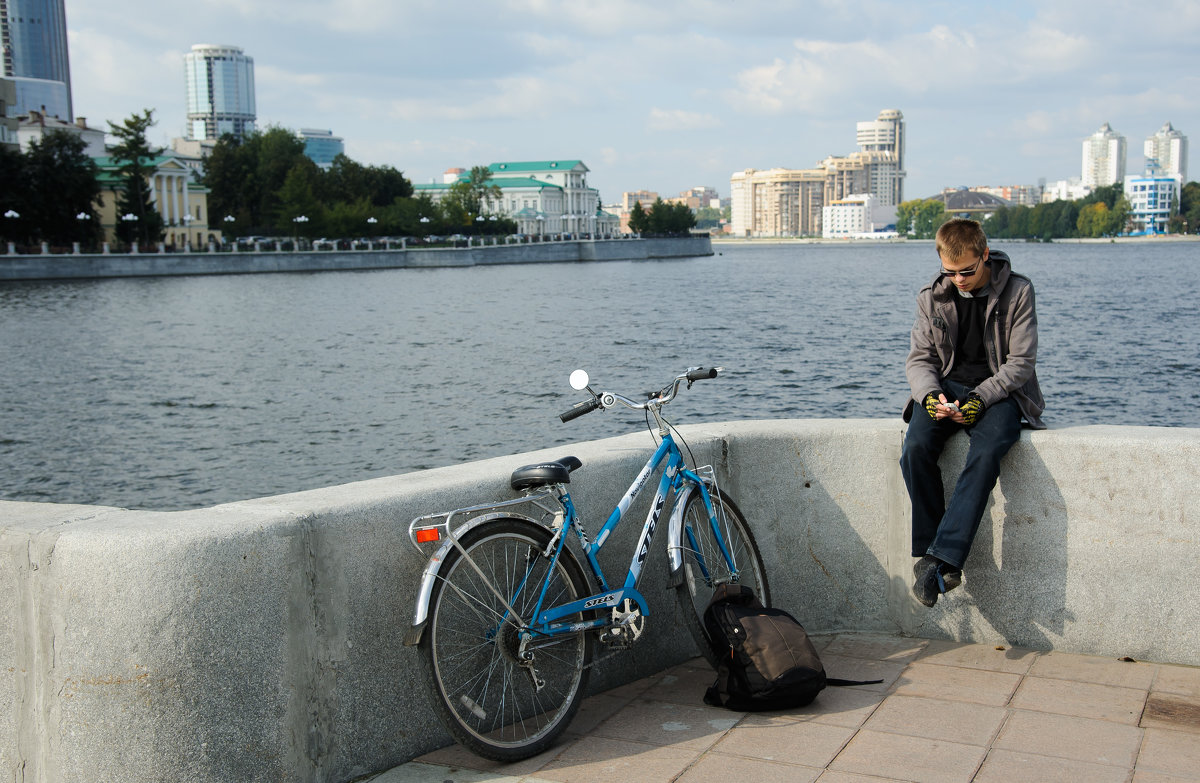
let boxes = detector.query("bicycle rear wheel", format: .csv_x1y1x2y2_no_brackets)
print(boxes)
674,487,770,667
418,518,592,761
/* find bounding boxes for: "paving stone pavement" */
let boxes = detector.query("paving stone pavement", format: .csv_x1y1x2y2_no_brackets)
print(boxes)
374,635,1200,783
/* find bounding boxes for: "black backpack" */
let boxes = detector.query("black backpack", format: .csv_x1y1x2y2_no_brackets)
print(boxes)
702,584,879,711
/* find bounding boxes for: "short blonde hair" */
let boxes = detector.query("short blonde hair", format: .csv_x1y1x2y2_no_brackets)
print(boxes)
935,218,988,260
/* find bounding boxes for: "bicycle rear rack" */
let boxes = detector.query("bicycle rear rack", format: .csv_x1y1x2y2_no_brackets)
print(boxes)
407,490,562,554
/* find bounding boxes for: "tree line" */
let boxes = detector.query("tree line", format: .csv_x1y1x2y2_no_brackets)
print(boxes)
206,134,527,239
897,182,1200,241
626,198,697,235
0,109,521,249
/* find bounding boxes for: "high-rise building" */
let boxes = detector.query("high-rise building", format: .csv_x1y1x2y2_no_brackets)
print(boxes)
184,44,256,141
1082,122,1127,188
1144,122,1187,183
0,0,72,120
855,108,905,204
298,128,344,169
729,167,826,237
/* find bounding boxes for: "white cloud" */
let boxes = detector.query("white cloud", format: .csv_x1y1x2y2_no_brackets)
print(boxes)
647,108,721,132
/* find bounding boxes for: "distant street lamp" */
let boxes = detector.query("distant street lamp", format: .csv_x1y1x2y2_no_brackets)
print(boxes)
121,213,139,252
3,209,18,219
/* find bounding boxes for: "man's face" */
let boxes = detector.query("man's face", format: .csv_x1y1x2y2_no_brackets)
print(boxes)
938,249,991,293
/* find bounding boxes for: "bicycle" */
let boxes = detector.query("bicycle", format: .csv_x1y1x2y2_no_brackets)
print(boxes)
403,367,770,761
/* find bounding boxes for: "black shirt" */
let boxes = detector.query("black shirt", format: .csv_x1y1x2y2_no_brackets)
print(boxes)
947,291,990,387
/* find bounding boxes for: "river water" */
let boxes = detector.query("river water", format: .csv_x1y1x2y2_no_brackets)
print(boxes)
1,240,1197,510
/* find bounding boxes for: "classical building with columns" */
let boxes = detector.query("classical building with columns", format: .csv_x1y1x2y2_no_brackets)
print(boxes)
93,154,216,248
413,160,619,237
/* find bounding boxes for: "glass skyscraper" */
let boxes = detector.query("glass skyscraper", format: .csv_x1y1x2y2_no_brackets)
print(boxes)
0,0,73,119
185,44,256,141
298,128,344,169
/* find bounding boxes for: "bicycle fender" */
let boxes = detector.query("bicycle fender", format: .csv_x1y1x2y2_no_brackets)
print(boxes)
665,484,699,588
404,512,546,647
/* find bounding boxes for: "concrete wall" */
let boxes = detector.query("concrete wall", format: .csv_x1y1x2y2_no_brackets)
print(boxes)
0,236,713,280
1,421,1197,781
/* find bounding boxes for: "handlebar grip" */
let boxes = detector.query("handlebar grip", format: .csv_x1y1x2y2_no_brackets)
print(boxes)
686,367,719,381
559,397,601,422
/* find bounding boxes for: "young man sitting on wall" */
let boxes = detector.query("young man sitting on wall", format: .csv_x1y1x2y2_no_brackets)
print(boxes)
900,218,1046,607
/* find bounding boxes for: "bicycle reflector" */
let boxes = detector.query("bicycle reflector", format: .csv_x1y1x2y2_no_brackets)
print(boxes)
415,527,441,544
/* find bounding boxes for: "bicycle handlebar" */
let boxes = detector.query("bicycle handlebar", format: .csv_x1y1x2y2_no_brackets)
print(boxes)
559,366,723,423
559,396,602,422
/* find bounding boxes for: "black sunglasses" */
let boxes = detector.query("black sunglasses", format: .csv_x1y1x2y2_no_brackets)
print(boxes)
940,256,984,278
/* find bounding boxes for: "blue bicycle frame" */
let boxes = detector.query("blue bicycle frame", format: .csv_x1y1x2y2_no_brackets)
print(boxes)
514,431,735,642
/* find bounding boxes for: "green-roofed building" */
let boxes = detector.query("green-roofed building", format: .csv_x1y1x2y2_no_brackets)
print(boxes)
413,160,618,237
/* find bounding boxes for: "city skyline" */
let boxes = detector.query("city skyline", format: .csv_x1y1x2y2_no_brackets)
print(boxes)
66,0,1200,201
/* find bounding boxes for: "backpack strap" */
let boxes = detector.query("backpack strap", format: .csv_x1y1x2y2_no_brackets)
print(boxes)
825,677,884,687
703,659,733,707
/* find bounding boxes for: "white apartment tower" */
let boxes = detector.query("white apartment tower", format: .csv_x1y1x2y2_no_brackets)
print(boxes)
185,44,256,142
855,109,905,205
1082,122,1127,188
1144,122,1187,182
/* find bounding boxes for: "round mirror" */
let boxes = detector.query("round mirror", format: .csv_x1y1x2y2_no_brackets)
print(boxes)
569,369,590,390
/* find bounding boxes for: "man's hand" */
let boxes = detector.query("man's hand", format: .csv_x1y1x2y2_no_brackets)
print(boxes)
959,393,985,426
923,392,944,419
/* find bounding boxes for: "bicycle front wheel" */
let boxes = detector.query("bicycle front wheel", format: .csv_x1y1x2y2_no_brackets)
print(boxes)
674,487,770,667
418,518,592,761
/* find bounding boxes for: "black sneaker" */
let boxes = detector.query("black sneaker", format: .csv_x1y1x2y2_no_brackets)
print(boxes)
912,556,940,606
912,556,963,607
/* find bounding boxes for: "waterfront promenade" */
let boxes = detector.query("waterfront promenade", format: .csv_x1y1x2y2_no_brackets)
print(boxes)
0,235,713,281
2,420,1197,781
393,637,1200,782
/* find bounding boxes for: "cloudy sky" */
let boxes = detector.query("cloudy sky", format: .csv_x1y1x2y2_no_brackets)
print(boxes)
67,0,1199,203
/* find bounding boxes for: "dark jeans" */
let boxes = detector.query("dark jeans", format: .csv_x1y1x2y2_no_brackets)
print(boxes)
900,379,1022,570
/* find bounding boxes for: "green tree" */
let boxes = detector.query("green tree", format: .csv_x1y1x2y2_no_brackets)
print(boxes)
442,166,502,227
322,154,413,207
897,199,946,239
23,131,103,248
108,109,165,248
203,126,310,236
202,133,253,235
694,205,723,229
275,160,324,237
628,200,649,233
1173,181,1199,234
646,199,696,234
0,143,30,244
1076,202,1110,238
1107,197,1131,236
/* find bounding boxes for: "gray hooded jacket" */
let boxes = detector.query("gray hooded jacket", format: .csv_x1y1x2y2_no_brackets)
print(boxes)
903,248,1045,429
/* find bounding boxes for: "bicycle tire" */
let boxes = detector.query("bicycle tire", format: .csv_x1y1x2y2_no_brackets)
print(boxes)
673,487,770,668
418,517,592,761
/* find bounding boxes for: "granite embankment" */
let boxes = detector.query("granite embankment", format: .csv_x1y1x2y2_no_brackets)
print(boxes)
2,420,1196,781
0,236,712,280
